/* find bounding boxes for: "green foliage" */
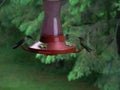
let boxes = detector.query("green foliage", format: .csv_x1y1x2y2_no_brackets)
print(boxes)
0,0,120,90
114,1,120,11
36,54,56,64
69,0,79,6
36,53,77,64
0,0,43,36
11,0,32,5
68,50,105,81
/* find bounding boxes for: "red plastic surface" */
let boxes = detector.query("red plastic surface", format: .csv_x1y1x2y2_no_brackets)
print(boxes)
28,36,78,55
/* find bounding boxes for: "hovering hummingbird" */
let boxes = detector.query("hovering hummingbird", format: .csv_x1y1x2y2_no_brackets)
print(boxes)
12,35,33,49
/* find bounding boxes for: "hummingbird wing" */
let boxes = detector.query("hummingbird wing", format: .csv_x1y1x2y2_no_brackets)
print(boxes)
80,42,92,52
12,39,24,49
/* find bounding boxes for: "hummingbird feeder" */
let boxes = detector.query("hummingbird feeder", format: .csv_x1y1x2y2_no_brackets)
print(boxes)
21,0,83,55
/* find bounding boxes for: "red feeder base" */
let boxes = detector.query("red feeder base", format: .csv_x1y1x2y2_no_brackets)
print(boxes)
27,36,78,55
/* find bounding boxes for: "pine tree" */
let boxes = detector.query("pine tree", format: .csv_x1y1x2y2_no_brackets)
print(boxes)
0,0,120,90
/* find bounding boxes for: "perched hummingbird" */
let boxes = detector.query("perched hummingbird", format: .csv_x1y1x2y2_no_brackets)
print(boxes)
78,37,92,52
12,35,33,49
65,34,92,52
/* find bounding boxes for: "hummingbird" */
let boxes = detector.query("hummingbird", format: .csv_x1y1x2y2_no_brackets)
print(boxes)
12,35,33,49
65,34,92,52
78,37,92,52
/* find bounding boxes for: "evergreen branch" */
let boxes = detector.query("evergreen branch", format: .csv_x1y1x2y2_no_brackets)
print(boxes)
64,19,120,31
71,19,120,28
97,19,120,55
98,39,114,55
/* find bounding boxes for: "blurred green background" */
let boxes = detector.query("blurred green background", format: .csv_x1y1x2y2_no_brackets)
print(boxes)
0,0,120,90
